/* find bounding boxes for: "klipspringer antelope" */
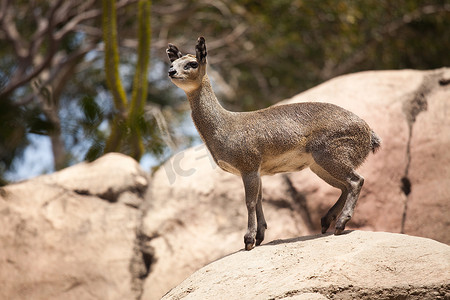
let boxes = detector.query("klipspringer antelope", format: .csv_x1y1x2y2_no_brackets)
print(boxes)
167,37,381,250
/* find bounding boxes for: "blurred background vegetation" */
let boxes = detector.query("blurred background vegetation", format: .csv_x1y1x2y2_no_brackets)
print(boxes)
0,0,449,184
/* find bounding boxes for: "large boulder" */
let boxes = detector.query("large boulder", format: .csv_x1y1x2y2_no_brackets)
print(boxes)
141,68,450,299
162,231,450,300
0,153,150,300
282,68,450,243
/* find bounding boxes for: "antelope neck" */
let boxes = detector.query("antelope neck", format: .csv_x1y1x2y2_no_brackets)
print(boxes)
186,75,232,136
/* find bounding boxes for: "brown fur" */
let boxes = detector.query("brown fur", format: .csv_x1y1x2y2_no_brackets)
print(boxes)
167,37,381,250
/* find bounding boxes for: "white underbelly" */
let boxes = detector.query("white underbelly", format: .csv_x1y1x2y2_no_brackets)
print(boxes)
217,160,242,176
260,151,313,175
217,151,313,176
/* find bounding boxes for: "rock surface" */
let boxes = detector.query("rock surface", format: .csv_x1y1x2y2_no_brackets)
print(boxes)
162,231,450,300
0,153,150,300
141,68,450,300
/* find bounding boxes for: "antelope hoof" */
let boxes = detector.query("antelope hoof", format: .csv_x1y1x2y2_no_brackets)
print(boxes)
255,223,267,246
334,222,346,235
244,234,256,251
245,243,255,251
334,227,345,235
255,226,267,246
321,216,331,234
335,216,350,235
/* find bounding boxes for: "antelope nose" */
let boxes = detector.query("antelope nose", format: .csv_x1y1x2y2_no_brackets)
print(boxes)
168,68,177,77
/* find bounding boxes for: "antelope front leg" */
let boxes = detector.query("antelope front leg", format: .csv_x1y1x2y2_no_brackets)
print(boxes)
255,177,267,246
242,172,261,250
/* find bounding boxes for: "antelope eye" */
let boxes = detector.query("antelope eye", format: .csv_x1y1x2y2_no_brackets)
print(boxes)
184,62,198,70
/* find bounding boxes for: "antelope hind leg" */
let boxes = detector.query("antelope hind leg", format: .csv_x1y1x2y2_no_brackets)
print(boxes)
310,163,348,234
335,171,364,235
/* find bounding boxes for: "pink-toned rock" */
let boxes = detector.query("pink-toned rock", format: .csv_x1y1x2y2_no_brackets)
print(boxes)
282,68,450,243
403,71,450,242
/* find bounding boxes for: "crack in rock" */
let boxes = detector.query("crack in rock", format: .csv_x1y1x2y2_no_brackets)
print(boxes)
73,188,120,203
130,229,156,299
73,183,147,205
129,186,157,300
400,71,443,233
72,177,154,300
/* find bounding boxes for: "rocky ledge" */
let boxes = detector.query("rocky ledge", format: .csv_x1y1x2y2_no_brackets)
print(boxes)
163,231,450,300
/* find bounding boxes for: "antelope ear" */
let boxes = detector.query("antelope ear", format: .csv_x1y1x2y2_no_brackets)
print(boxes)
167,44,183,62
195,36,207,64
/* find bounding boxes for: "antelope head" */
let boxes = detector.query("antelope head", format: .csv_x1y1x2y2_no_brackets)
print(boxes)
166,37,207,93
